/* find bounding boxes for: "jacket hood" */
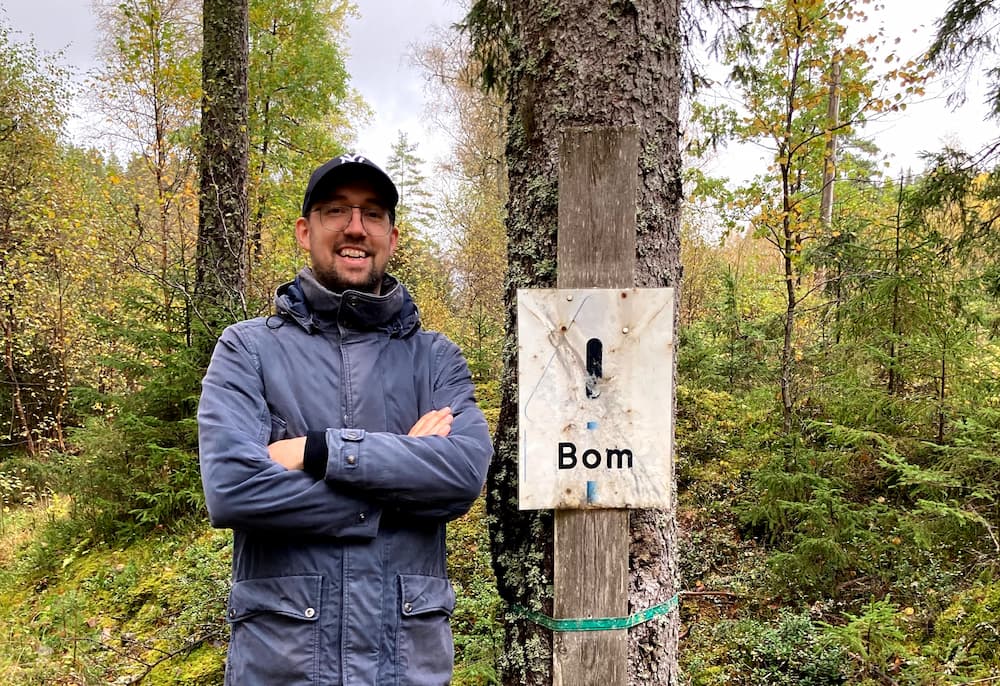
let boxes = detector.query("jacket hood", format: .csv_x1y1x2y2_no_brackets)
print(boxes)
274,268,420,336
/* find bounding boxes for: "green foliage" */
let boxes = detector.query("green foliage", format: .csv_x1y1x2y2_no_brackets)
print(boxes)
734,611,848,684
475,380,501,433
676,186,999,675
882,449,1000,554
440,176,506,386
57,415,201,543
390,220,457,335
245,0,359,304
685,610,848,685
676,231,785,394
384,137,461,336
821,600,911,683
458,0,513,94
927,0,1000,118
92,0,201,153
3,1,1000,684
0,460,45,509
677,287,778,392
1,517,229,684
448,498,502,685
927,576,1000,678
0,23,75,455
51,338,204,544
739,444,876,600
674,383,778,488
387,131,438,233
1,486,499,685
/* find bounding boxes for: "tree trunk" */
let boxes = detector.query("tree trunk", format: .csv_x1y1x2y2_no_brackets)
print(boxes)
937,342,947,444
889,175,904,396
196,0,249,337
779,153,798,436
487,1,683,684
1,302,35,457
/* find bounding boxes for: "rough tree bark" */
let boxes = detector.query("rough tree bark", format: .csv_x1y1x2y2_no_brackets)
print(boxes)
486,1,684,684
196,0,249,334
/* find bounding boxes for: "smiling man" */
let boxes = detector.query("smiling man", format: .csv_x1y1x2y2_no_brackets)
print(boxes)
296,155,400,294
197,154,493,685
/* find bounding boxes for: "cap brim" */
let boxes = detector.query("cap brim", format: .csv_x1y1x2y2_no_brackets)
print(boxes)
304,162,399,215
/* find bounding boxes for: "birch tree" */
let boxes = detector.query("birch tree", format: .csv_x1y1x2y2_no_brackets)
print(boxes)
0,27,69,455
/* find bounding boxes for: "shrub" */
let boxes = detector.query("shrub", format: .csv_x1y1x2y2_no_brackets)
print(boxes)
50,341,205,544
739,444,881,600
730,610,847,684
821,599,913,683
448,497,502,685
684,610,847,685
52,411,202,544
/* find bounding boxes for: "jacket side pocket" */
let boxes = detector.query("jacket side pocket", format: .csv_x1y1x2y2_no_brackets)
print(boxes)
226,575,322,686
396,573,456,686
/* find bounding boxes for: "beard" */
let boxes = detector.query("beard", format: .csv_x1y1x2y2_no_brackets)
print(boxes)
312,263,383,295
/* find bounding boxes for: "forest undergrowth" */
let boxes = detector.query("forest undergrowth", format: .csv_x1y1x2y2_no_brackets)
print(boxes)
674,380,1000,685
2,363,997,684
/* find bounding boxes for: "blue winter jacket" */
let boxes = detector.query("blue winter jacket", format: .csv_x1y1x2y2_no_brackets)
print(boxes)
198,269,493,685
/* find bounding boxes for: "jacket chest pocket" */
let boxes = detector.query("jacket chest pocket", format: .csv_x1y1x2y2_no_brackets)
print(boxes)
396,574,456,686
226,575,322,685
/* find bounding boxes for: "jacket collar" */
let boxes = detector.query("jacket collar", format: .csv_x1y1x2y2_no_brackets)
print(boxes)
274,268,420,336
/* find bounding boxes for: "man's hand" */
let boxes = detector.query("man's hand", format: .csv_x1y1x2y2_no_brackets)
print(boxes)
268,436,306,470
268,410,451,470
408,407,453,437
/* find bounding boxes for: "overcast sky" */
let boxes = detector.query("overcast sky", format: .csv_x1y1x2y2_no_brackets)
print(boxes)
0,0,464,170
1,0,996,180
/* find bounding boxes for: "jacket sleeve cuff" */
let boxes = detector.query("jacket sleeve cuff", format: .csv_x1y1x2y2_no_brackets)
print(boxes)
303,431,329,478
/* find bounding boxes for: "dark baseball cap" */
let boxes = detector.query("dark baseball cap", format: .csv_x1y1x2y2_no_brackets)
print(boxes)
301,153,399,217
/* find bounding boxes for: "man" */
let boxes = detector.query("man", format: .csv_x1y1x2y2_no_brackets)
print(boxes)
198,153,493,685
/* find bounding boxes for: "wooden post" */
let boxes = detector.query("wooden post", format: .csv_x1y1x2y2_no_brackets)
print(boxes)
552,127,638,686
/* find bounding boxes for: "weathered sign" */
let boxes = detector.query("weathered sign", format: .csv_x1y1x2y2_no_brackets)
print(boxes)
517,287,674,510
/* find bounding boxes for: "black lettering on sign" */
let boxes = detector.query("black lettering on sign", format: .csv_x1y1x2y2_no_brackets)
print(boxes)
606,448,633,469
582,449,602,469
558,442,577,469
556,442,634,469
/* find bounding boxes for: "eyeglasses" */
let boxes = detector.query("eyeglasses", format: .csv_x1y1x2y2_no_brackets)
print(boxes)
310,204,393,235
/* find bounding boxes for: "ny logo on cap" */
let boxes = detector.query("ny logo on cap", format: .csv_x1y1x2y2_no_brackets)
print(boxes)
339,153,368,165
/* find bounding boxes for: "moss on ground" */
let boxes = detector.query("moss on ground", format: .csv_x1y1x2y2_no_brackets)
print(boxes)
0,502,229,685
1,494,502,685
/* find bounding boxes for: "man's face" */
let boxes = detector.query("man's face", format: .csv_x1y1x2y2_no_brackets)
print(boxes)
295,179,399,294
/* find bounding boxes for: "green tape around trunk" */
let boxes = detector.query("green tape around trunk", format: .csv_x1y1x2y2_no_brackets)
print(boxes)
511,594,679,632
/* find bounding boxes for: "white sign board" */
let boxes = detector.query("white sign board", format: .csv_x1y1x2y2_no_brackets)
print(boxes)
517,288,674,510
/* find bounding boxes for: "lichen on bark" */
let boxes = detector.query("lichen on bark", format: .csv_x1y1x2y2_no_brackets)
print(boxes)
484,1,684,683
